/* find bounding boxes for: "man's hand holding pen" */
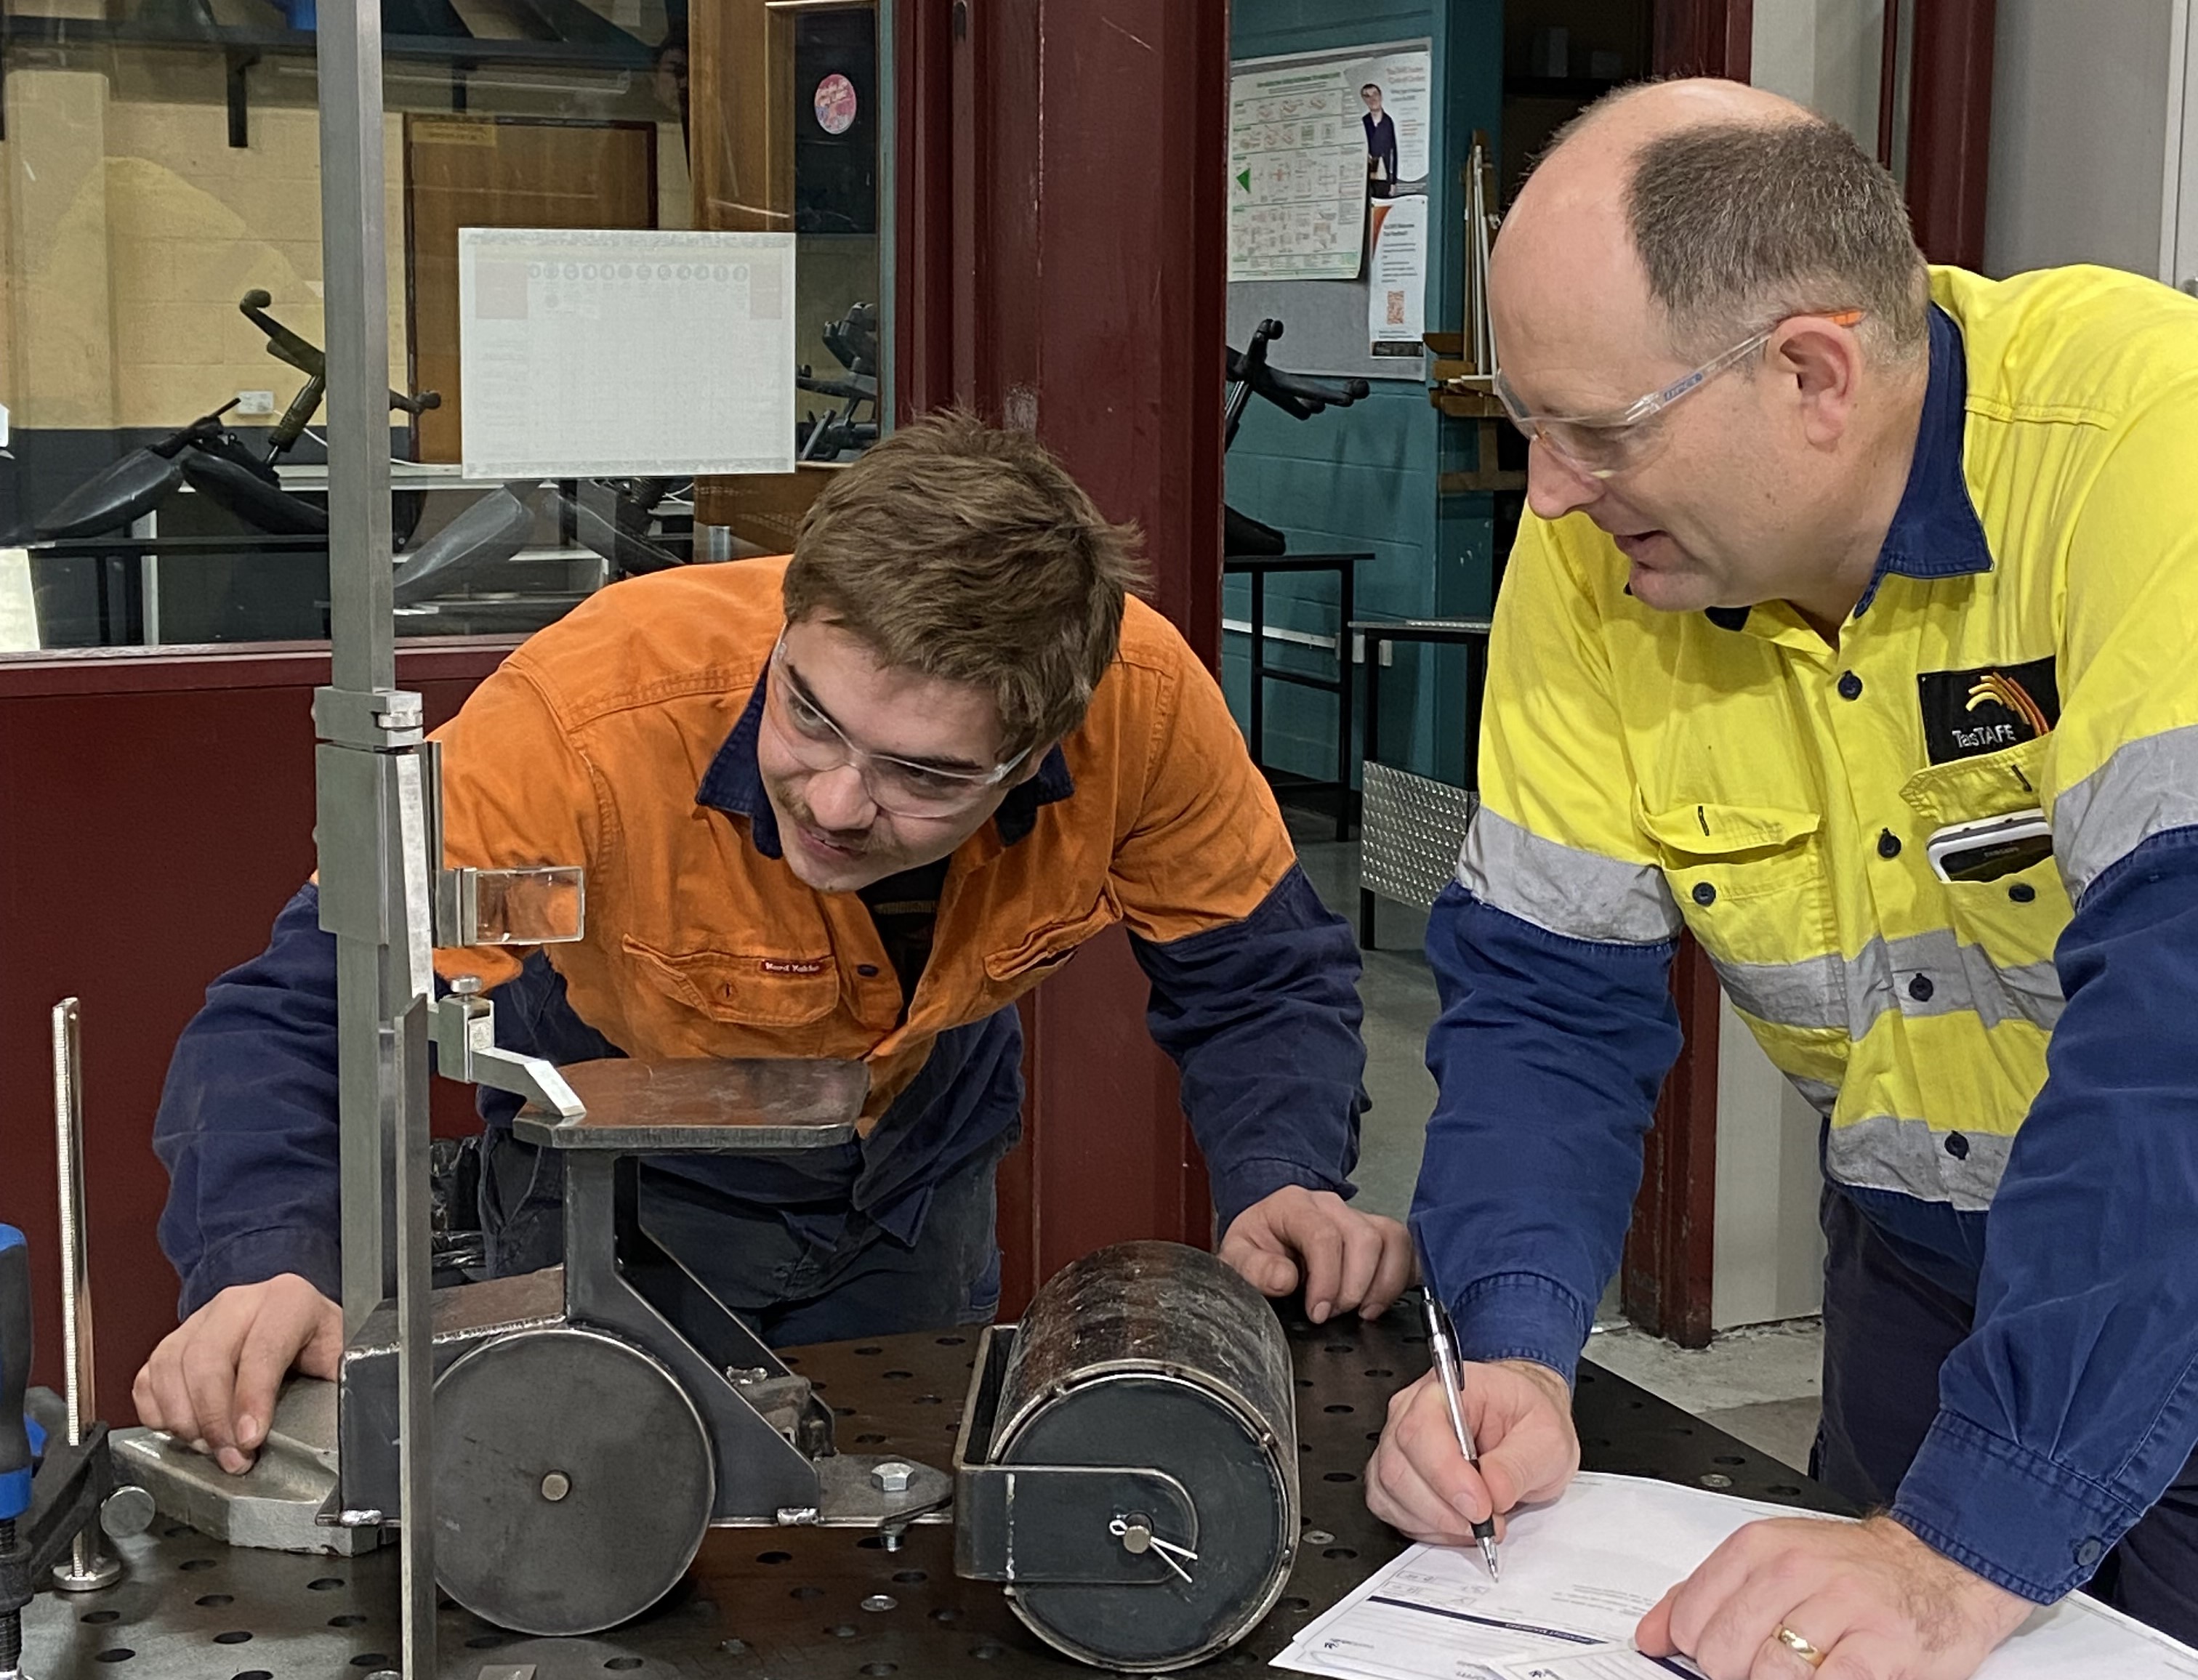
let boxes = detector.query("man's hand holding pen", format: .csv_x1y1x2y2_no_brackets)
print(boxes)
1364,1354,1580,1551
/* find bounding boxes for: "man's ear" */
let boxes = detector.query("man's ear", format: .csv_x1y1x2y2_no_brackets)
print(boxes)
1774,316,1868,451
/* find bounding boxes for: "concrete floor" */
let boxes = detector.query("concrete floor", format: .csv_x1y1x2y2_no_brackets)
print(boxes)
1287,811,1826,1476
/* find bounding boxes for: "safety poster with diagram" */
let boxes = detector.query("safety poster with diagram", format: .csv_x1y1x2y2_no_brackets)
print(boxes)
1228,60,1370,280
1227,40,1433,358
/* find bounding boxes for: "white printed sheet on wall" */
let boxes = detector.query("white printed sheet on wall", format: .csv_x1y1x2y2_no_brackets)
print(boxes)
458,227,796,480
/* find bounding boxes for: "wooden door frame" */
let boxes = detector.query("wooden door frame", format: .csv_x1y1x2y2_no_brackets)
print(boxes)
1905,0,1997,267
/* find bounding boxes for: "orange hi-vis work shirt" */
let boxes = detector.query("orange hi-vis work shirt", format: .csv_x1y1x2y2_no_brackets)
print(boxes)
153,557,1370,1314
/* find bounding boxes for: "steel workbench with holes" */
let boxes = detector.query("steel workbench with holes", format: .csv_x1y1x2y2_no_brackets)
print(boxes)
22,1307,1847,1679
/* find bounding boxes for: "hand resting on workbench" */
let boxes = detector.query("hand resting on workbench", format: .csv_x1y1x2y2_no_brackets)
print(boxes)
1218,1185,1416,1323
131,1273,342,1474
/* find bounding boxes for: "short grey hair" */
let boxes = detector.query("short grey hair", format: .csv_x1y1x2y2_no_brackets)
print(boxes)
1620,115,1929,363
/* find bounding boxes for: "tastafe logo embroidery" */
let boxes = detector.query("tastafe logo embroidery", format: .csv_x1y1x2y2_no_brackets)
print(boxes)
1917,657,2061,764
1963,672,2053,746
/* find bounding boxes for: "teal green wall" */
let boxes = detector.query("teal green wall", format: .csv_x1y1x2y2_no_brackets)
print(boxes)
1224,0,1501,787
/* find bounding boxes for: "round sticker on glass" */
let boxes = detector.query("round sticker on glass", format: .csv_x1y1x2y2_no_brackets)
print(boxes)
813,72,858,135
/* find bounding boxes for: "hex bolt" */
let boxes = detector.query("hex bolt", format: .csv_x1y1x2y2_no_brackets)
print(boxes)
870,1461,914,1494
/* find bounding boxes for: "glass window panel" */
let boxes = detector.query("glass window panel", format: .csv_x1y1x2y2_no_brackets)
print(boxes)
0,0,882,650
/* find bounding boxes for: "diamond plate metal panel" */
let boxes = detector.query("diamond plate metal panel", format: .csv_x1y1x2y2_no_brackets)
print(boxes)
1359,762,1478,913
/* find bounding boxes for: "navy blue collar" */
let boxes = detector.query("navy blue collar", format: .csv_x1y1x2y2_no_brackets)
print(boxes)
1707,303,1994,632
695,674,1076,857
1853,302,1994,614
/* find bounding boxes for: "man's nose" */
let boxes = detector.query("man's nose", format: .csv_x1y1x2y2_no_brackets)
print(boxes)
805,763,877,831
1525,437,1605,522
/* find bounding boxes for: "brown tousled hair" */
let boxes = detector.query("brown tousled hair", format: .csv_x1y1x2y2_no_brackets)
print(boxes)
783,410,1147,756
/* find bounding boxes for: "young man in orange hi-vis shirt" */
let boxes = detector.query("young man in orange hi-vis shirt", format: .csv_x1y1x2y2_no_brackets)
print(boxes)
135,411,1409,1475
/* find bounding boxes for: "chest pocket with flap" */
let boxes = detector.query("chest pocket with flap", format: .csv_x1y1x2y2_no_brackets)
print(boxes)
983,900,1119,988
621,936,840,1027
1900,735,2071,974
1639,800,1835,969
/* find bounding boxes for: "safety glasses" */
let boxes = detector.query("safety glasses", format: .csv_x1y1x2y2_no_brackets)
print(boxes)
762,631,1031,819
1494,309,1867,480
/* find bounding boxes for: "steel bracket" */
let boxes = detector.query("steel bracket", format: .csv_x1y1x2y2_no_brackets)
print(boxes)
312,684,424,750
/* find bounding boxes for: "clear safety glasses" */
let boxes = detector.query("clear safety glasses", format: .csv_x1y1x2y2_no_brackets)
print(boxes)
762,631,1031,819
1494,309,1866,480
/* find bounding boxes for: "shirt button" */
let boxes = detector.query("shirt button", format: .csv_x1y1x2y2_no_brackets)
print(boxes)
1837,671,1864,700
858,964,880,977
1877,829,1903,859
2077,1538,2106,1569
1944,1131,1970,1160
1908,974,1936,1002
2009,882,2037,903
1692,881,1718,907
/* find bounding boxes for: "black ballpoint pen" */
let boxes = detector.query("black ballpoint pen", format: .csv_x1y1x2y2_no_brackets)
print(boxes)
1417,1281,1502,1579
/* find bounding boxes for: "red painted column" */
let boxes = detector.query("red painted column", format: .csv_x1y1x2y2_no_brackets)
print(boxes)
1611,0,1759,1346
1653,0,1755,83
896,0,1231,1309
1905,0,1997,267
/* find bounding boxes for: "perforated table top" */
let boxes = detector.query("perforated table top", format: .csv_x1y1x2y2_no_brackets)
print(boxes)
22,1309,1845,1679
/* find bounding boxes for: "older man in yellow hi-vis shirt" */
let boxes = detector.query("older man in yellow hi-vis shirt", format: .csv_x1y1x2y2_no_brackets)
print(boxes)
1366,78,2198,1680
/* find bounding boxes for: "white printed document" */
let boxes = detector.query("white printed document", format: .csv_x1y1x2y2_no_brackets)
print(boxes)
1274,1474,2198,1680
459,227,795,480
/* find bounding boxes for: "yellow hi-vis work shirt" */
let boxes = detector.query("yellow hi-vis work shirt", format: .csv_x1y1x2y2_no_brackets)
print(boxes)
1420,264,2198,1602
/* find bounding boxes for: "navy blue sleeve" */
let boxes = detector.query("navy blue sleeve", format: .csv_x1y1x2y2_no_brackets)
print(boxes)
153,884,618,1319
1894,828,2198,1602
1131,865,1366,1235
153,885,345,1318
1412,883,1682,1385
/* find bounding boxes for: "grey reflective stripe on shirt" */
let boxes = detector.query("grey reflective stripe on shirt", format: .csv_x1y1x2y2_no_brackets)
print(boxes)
2053,722,2198,901
1458,807,1683,945
1708,926,2063,1038
1824,1112,2011,1211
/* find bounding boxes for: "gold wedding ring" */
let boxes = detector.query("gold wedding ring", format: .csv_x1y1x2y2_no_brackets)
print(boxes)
1774,1624,1827,1668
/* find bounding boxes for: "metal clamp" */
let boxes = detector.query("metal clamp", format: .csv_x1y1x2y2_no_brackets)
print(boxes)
955,1463,1198,1586
429,981,584,1120
312,685,424,750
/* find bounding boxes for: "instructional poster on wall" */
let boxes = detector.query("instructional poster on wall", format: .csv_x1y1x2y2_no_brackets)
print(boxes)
1354,41,1432,355
1228,39,1433,366
458,227,796,480
1227,60,1367,280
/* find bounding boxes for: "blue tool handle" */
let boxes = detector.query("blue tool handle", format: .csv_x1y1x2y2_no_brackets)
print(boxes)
0,1224,32,1522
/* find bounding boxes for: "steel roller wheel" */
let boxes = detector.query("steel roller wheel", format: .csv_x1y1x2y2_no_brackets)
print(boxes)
432,1325,715,1636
